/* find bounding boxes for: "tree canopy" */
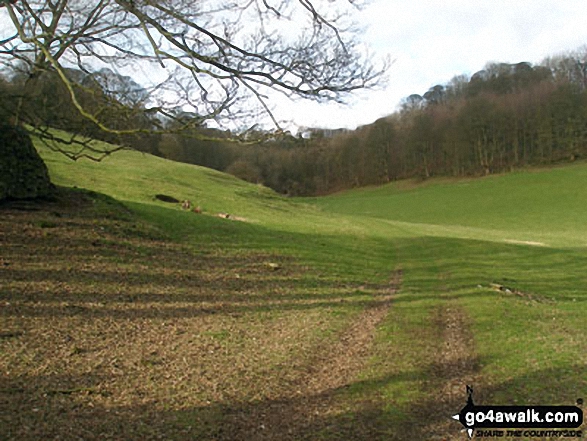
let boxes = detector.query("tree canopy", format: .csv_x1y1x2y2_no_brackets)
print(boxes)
164,48,587,196
0,0,387,158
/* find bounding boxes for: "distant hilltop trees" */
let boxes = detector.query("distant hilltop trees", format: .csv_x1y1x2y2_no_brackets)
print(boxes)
209,47,587,195
299,128,352,140
2,46,586,196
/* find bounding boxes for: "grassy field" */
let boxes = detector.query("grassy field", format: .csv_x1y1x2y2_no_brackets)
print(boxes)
1,139,586,440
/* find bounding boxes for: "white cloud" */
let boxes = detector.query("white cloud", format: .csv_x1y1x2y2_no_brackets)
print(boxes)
2,1,586,132
274,0,587,131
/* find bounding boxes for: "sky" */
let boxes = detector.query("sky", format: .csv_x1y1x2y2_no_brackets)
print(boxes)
2,1,586,133
273,0,587,131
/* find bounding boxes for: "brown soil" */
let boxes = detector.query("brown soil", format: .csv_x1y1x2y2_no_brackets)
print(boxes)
0,190,402,440
418,303,480,441
304,268,402,392
216,270,403,440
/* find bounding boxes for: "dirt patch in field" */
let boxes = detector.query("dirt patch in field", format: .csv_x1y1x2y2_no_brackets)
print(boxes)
0,189,401,440
504,239,547,247
488,283,555,304
209,269,402,440
419,303,481,440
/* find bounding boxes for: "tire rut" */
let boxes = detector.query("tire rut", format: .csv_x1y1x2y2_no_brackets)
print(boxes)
421,303,481,441
218,269,403,440
303,268,403,394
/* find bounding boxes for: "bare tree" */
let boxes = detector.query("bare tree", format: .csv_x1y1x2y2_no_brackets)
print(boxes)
0,0,387,159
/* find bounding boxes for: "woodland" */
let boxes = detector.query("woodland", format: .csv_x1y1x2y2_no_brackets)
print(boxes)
184,49,587,196
2,47,586,196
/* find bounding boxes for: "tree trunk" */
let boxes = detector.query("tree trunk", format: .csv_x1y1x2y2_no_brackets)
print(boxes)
0,124,55,201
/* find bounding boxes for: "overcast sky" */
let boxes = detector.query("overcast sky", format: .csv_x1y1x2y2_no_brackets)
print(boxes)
274,0,587,131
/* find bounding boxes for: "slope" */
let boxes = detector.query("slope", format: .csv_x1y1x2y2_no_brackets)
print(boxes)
307,166,587,248
2,137,586,440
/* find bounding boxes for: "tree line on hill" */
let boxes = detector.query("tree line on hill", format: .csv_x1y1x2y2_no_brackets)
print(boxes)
2,47,586,196
220,47,587,195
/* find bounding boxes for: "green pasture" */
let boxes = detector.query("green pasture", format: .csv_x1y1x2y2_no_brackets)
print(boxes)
34,138,587,437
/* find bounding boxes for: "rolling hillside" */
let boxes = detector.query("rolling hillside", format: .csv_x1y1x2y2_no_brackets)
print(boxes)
307,166,587,248
1,139,586,440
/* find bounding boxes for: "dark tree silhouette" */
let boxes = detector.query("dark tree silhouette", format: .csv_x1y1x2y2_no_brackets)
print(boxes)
0,0,387,159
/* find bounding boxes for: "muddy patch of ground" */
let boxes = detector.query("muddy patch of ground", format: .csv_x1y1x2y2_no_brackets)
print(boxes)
421,303,480,440
213,270,403,440
0,189,401,440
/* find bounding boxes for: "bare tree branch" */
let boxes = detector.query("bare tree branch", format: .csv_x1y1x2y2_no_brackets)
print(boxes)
0,0,388,156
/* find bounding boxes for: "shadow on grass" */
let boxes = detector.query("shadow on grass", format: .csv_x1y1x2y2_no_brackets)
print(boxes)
2,198,390,320
2,362,584,440
2,190,587,440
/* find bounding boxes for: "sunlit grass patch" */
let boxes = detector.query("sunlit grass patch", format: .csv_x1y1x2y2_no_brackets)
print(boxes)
2,137,584,439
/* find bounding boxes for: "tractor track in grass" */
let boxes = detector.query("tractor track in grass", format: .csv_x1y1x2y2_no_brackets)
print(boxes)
420,302,481,441
1,191,404,441
218,269,403,440
303,268,403,393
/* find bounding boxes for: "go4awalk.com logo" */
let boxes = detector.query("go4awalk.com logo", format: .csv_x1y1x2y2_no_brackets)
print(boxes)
452,386,584,438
